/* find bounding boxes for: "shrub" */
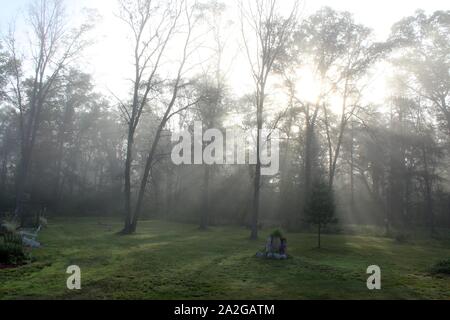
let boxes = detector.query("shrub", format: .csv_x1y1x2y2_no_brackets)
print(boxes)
0,220,31,266
271,229,283,239
304,182,337,248
431,259,450,275
0,241,30,266
395,233,410,244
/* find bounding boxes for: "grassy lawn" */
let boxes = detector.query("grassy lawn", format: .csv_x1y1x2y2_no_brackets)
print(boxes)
1,218,449,300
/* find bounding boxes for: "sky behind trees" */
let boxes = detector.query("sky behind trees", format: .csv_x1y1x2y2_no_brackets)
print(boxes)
1,0,449,103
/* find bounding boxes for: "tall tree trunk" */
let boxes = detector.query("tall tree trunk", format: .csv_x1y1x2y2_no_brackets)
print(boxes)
350,120,355,219
251,160,261,240
54,103,71,208
404,170,412,227
200,165,210,230
303,105,320,216
422,146,435,236
251,88,264,240
322,78,350,190
122,129,135,234
130,106,174,233
318,223,321,249
304,123,314,200
279,123,293,226
15,147,33,220
0,150,8,195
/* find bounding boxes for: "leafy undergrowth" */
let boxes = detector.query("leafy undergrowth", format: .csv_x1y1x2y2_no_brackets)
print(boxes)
0,218,449,300
431,259,450,276
0,235,33,268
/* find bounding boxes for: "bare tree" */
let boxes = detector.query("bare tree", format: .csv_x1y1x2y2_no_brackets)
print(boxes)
116,0,185,234
323,31,389,188
240,0,298,239
119,0,202,234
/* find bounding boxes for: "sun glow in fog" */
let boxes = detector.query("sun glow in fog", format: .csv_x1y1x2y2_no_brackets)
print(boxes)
295,69,323,104
1,0,441,107
291,66,345,115
49,0,384,122
64,0,374,116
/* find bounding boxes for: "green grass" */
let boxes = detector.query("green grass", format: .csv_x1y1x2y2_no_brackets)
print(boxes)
1,218,449,300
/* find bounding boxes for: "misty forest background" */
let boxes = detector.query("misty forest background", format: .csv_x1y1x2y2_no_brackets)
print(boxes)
1,0,450,242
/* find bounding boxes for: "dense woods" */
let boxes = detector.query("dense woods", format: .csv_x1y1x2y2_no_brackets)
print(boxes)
1,0,449,241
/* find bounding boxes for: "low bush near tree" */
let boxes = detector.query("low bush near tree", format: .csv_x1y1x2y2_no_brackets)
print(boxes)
431,259,450,275
0,220,31,266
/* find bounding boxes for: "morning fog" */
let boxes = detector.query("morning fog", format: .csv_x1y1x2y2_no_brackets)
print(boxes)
171,122,279,176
